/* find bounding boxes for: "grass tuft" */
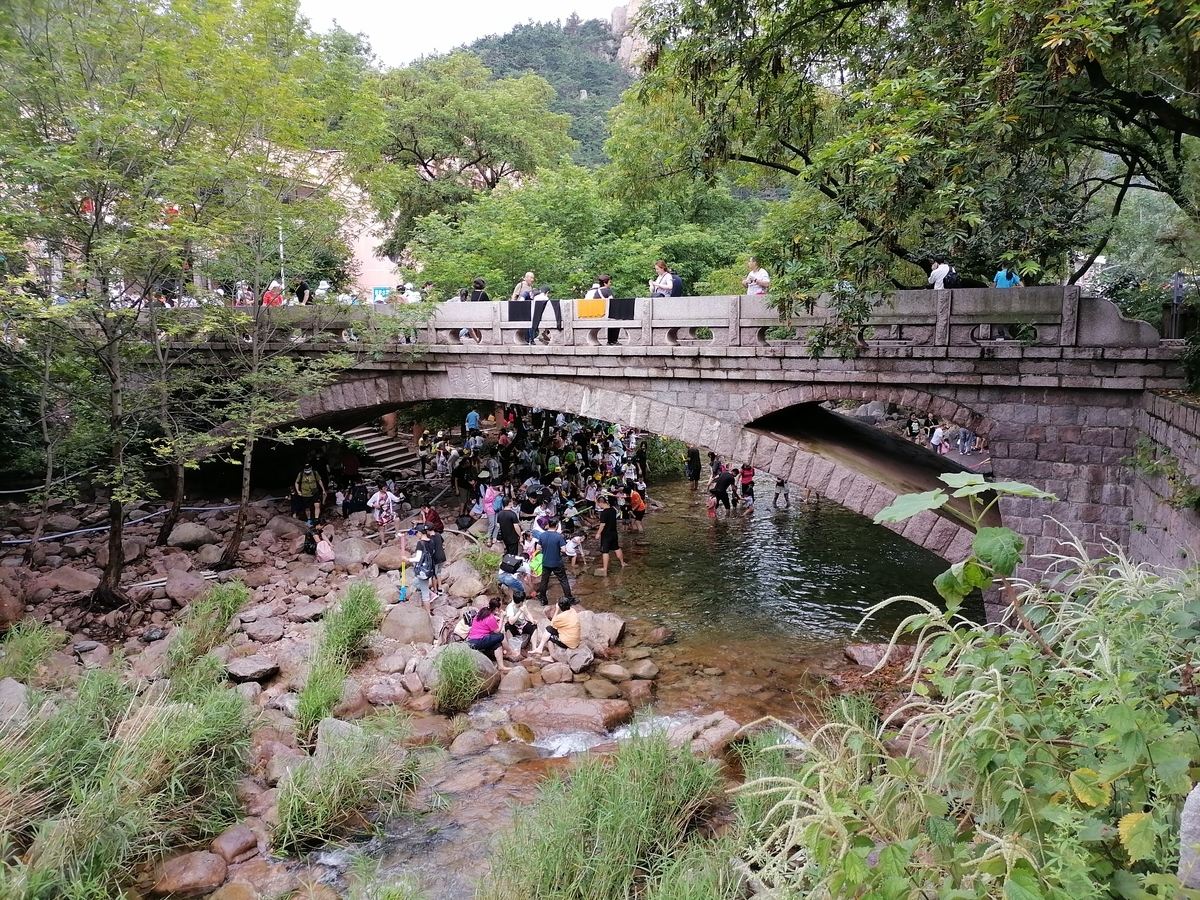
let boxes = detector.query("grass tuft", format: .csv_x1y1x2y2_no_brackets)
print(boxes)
165,580,249,678
295,655,348,740
272,713,419,854
431,647,484,716
0,620,65,682
480,730,723,900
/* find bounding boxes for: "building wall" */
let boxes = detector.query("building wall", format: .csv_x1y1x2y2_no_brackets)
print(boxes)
1129,392,1200,570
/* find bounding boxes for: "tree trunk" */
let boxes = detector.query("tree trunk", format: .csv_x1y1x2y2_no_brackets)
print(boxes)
24,349,55,566
92,335,127,610
219,438,254,568
156,461,186,546
92,496,127,609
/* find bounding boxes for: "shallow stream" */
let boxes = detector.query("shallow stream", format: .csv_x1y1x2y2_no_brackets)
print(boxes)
364,478,974,898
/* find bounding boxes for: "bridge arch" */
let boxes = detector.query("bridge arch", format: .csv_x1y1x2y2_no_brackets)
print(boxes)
300,367,976,563
740,383,998,435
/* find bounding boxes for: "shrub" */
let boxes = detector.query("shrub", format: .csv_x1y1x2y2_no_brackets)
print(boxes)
480,731,723,900
272,714,419,854
0,620,65,682
430,647,484,716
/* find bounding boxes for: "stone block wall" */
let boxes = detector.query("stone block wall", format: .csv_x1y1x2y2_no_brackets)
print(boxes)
1128,392,1200,570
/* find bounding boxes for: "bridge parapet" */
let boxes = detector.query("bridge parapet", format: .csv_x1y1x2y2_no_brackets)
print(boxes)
297,288,1162,350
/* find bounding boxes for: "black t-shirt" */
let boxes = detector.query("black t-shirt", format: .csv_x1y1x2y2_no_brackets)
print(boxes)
715,471,736,494
599,506,618,538
497,508,521,543
295,281,310,303
427,532,446,565
469,289,490,302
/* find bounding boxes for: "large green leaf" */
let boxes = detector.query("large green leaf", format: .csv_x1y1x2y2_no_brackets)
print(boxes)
973,527,1025,577
1119,812,1156,862
939,472,987,489
873,489,947,524
951,480,1058,500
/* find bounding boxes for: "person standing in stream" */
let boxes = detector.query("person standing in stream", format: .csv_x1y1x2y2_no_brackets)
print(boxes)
594,493,626,575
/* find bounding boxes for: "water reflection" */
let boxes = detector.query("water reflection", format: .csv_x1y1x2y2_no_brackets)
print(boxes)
616,479,979,651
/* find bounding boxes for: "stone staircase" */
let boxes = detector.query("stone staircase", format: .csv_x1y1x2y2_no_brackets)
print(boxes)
342,425,420,476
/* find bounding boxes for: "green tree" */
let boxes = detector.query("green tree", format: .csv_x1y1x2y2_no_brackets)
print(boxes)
367,52,576,256
0,0,376,604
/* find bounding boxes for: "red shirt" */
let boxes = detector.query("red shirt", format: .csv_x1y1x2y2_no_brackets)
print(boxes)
467,610,499,641
262,289,283,306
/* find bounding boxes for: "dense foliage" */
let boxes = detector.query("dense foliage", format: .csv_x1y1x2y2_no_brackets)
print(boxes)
468,18,635,167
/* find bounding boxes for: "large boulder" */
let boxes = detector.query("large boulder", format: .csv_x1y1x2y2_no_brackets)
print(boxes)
36,566,99,594
550,643,594,673
0,582,23,634
167,522,220,550
266,515,305,539
666,712,742,758
210,824,258,864
578,610,625,651
46,513,82,533
371,575,400,605
226,654,279,682
0,678,29,721
165,569,208,605
95,538,145,568
437,559,478,585
151,851,227,898
381,603,434,645
373,545,409,572
508,698,633,735
333,537,376,567
242,617,284,644
415,644,497,692
446,574,485,599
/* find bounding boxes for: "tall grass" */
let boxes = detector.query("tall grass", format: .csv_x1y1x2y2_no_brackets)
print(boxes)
273,713,419,854
480,731,723,900
0,620,65,682
295,581,383,742
431,647,484,716
165,580,249,677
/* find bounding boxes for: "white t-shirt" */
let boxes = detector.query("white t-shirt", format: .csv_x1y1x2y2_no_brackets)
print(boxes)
745,268,770,294
929,263,950,290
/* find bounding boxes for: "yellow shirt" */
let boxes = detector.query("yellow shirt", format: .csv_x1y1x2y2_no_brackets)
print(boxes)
549,607,581,649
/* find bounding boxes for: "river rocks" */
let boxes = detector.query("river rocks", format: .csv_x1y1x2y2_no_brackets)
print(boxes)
437,559,476,585
240,546,267,566
314,717,361,761
666,712,742,758
208,883,258,900
584,678,624,699
622,678,654,706
550,644,594,673
644,626,676,646
226,655,279,682
210,823,258,863
166,569,208,604
449,729,493,757
226,858,297,900
168,522,220,550
242,617,284,643
596,663,631,683
497,666,532,693
416,645,497,694
36,566,99,594
46,513,81,533
497,722,535,743
381,603,433,645
626,658,659,680
376,651,411,674
448,574,485,599
373,545,408,572
332,537,376,567
539,662,573,684
95,538,145,568
370,575,400,605
151,851,227,897
0,582,22,633
489,741,541,765
578,610,625,650
844,643,915,669
266,516,305,539
286,601,325,623
364,676,409,706
0,678,29,721
332,679,370,719
194,543,225,567
509,698,633,734
540,682,587,700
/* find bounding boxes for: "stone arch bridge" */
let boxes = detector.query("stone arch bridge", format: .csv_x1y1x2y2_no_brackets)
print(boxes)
162,288,1190,574
233,287,1188,576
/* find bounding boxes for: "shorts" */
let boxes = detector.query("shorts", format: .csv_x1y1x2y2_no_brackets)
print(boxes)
599,532,619,553
741,483,754,498
633,509,645,520
497,572,526,597
506,621,537,637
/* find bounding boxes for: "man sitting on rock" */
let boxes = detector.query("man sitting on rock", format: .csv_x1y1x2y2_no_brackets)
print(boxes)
531,598,581,662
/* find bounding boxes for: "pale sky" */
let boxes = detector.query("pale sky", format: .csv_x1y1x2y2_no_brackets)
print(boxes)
299,0,623,68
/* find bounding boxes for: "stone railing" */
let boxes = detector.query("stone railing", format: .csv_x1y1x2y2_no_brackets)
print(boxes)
160,288,1168,350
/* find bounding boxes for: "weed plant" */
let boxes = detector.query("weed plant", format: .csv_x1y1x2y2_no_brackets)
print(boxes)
322,581,382,666
165,580,249,677
0,620,65,682
273,713,419,854
480,731,722,900
295,654,348,740
466,547,501,591
431,647,484,716
294,582,383,742
732,542,1200,898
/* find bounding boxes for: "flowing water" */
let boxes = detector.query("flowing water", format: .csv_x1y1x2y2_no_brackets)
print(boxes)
364,478,977,898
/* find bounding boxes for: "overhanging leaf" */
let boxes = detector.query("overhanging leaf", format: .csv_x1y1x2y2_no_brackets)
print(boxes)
873,489,947,524
973,527,1025,577
1069,768,1111,808
1118,811,1155,862
952,479,1058,500
939,472,987,489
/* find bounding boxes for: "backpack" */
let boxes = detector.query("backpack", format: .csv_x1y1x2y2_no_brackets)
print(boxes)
302,531,317,555
492,494,505,513
943,267,962,288
414,547,435,580
500,553,524,574
453,608,476,640
351,483,369,505
456,514,475,531
670,273,683,297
